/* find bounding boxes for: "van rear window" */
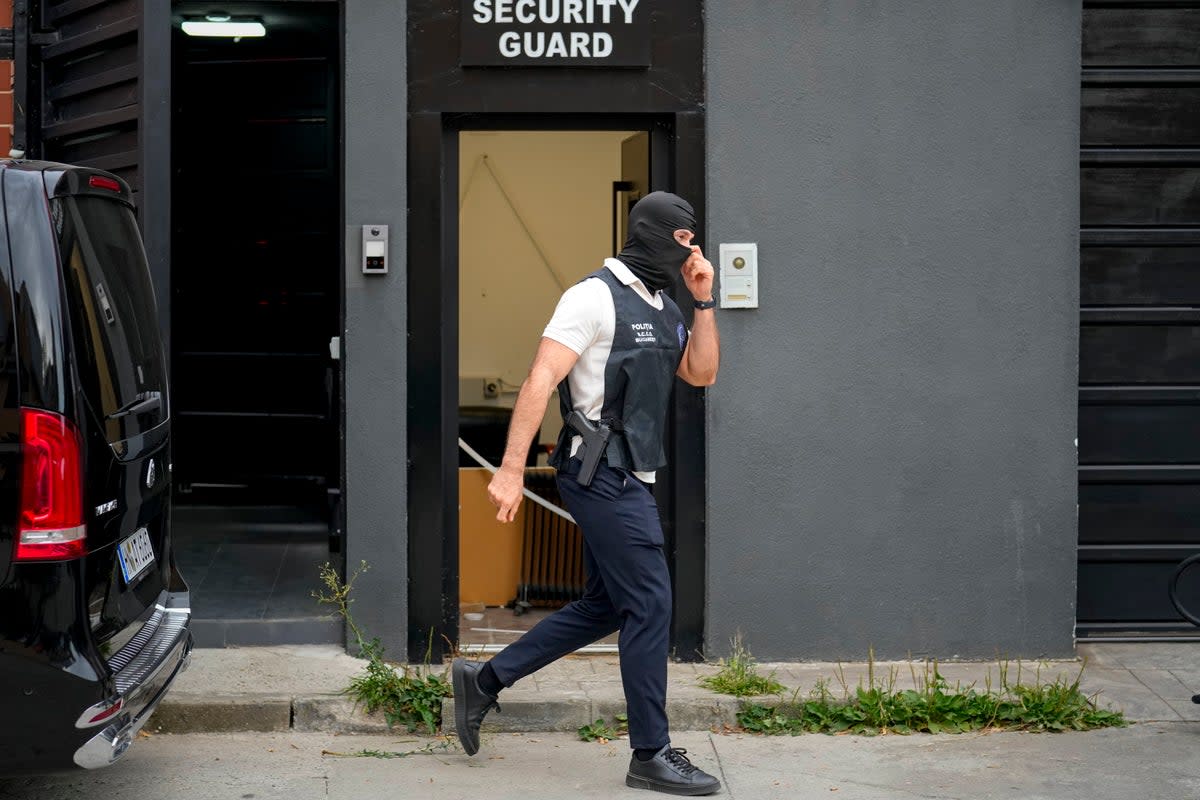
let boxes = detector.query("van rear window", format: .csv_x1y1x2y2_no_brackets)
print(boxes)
51,196,167,443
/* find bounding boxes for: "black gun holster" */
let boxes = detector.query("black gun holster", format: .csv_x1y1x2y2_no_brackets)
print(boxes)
565,411,623,487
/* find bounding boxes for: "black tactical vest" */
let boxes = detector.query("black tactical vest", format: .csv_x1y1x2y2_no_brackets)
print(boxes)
549,267,689,474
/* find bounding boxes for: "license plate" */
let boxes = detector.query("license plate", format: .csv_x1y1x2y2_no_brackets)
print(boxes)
117,528,156,585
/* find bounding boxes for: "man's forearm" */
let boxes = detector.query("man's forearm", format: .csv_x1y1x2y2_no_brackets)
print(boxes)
499,372,554,472
684,309,720,385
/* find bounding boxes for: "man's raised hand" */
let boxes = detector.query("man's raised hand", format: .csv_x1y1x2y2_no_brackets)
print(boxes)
682,246,715,301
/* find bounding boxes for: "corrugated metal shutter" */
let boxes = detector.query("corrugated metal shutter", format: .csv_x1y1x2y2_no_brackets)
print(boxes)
1078,2,1200,636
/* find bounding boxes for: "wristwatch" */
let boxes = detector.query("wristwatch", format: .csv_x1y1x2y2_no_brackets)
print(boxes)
693,297,717,310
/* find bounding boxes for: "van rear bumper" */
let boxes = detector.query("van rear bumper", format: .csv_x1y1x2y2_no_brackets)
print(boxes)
73,591,192,769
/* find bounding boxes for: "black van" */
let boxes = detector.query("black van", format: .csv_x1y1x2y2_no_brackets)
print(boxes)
0,161,191,773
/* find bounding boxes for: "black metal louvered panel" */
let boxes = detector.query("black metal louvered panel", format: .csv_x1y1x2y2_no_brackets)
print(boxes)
16,0,141,192
14,0,172,388
1078,2,1200,636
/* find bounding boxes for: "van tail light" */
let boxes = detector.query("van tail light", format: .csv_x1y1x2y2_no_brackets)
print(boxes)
16,409,86,561
88,175,122,193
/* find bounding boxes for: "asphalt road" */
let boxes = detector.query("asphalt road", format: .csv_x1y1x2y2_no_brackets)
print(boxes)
2,724,1198,800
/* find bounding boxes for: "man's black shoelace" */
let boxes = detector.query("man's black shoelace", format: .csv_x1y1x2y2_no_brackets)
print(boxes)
664,748,699,775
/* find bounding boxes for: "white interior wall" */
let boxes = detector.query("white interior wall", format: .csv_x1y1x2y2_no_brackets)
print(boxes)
459,130,635,447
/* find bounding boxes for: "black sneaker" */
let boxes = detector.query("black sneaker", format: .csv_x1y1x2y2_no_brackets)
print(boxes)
451,659,500,756
626,746,722,796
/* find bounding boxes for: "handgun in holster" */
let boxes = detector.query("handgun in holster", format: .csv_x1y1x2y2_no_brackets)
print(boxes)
566,410,612,487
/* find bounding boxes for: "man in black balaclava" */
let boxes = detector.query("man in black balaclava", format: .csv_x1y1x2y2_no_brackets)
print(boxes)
618,191,699,293
452,191,723,796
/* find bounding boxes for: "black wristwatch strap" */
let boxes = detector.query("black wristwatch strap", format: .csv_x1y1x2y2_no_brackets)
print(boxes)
693,297,717,310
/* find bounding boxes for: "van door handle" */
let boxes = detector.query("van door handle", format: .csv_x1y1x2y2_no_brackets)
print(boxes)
107,391,162,420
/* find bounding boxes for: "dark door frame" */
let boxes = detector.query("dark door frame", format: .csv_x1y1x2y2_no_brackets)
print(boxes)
407,111,708,662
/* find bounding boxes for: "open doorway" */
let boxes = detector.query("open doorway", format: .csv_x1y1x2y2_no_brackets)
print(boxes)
408,113,707,663
169,1,343,646
456,130,649,651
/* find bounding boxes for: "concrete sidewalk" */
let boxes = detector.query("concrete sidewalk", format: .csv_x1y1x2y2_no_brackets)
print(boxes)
5,726,1200,800
152,642,1200,735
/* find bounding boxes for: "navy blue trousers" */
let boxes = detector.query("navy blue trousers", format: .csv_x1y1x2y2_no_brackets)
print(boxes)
487,458,672,750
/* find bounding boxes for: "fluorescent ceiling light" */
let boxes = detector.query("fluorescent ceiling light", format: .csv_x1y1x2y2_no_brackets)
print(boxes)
182,19,266,38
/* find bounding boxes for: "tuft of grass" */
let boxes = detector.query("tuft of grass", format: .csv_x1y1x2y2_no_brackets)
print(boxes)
736,651,1126,737
579,713,628,743
700,632,785,697
315,562,452,734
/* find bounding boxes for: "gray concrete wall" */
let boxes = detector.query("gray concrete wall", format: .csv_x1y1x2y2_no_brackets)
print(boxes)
705,2,1082,660
344,0,408,659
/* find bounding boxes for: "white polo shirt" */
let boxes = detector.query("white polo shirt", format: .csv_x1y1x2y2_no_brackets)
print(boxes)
542,258,664,483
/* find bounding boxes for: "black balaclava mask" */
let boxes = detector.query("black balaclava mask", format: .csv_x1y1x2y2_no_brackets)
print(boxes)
618,191,697,293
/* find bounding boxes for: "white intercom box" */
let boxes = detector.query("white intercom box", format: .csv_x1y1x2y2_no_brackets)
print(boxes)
362,225,388,274
719,242,758,308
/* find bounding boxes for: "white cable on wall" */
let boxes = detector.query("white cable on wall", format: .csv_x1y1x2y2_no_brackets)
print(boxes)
476,154,570,292
458,437,577,524
458,153,487,213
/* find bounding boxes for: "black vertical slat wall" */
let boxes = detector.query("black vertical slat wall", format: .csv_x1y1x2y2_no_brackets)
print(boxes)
1078,2,1200,634
17,0,142,193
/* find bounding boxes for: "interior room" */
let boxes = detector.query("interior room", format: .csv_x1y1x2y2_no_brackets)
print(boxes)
457,129,649,651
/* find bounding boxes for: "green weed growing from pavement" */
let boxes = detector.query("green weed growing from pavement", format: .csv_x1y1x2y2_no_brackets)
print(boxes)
734,649,1126,737
322,739,457,759
315,562,452,734
700,631,786,697
578,713,628,743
